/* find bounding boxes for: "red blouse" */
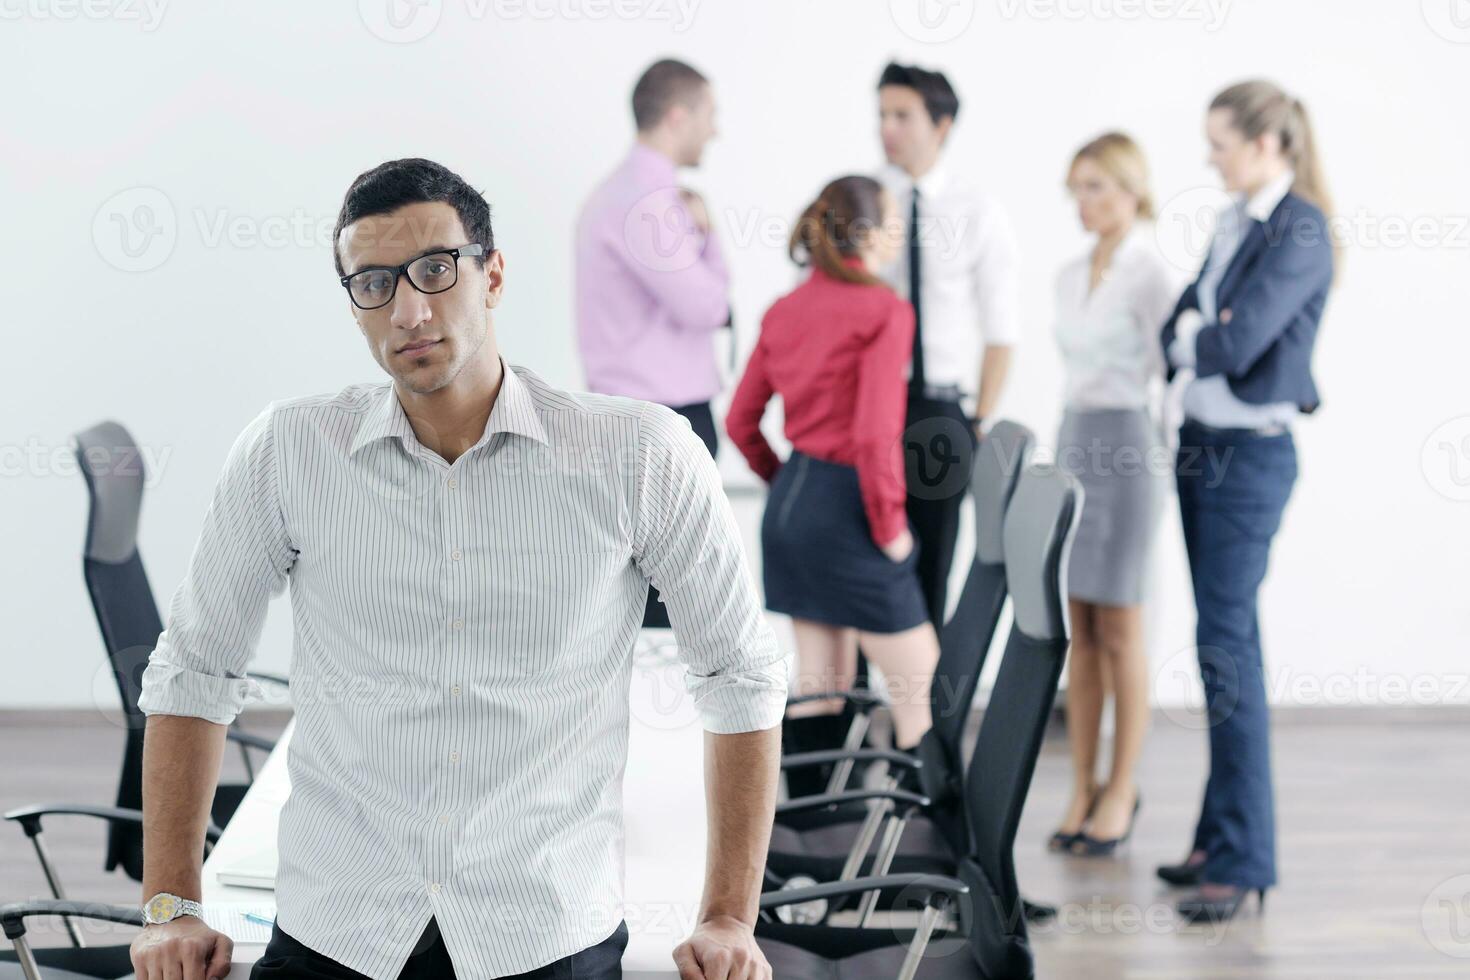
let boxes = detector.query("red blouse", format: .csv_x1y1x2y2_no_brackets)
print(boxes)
725,263,914,546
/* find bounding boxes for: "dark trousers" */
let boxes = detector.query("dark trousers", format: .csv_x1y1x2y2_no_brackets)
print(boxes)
670,400,720,458
1176,420,1297,890
250,918,628,979
903,395,978,627
643,400,719,629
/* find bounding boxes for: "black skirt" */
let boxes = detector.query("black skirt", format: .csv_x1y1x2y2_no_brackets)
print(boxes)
761,451,929,634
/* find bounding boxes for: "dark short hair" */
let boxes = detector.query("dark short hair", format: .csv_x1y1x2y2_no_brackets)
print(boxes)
332,158,493,276
878,62,960,127
631,58,709,131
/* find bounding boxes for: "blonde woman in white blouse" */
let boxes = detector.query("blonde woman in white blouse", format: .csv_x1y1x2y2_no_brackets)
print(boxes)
1048,132,1179,858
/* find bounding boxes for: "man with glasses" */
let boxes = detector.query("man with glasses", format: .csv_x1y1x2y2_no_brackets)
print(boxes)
129,158,785,980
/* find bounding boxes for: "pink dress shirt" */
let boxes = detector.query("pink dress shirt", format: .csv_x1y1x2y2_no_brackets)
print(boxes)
575,143,730,405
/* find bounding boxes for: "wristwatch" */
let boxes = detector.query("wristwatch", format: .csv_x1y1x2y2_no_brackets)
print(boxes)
142,892,204,925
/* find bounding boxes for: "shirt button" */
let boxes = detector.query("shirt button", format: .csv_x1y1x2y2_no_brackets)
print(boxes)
449,549,462,562
450,684,461,697
446,478,458,490
439,814,450,824
449,750,460,763
428,882,441,894
451,618,464,631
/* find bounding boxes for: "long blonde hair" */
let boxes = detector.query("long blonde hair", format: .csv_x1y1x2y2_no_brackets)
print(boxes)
1069,131,1155,219
1210,80,1331,217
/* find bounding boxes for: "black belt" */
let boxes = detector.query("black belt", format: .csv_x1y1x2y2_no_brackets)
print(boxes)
912,382,964,403
1181,418,1289,438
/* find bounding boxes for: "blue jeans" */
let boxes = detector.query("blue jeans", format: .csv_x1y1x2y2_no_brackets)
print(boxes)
1176,421,1297,890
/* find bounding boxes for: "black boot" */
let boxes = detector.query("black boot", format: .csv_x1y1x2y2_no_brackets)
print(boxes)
781,712,855,799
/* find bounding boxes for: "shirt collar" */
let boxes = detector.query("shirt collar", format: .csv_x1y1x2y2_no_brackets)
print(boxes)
1114,222,1153,261
884,160,950,200
1242,169,1295,222
628,141,678,184
349,357,550,458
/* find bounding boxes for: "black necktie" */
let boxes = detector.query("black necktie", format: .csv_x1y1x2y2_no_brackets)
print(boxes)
907,187,926,399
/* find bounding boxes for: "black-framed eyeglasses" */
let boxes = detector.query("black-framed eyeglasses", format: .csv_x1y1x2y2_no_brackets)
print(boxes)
339,243,486,310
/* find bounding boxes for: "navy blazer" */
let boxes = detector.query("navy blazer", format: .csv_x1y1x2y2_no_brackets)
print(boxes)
1160,190,1333,414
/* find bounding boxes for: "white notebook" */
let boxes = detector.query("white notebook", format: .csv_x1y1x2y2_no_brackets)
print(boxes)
214,847,278,891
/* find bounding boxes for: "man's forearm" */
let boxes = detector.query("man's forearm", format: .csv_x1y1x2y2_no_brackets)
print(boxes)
975,343,1014,422
698,725,781,926
140,714,229,902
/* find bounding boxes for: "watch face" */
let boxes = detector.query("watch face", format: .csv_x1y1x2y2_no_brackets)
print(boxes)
145,894,178,923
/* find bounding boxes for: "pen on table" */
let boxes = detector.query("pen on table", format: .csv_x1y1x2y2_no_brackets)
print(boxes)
244,912,275,927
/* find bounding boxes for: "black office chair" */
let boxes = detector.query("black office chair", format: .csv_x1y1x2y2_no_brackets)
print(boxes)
2,421,281,968
768,423,1035,887
755,463,1081,978
1,903,142,980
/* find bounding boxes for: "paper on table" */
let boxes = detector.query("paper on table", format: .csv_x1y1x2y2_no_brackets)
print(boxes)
202,903,275,944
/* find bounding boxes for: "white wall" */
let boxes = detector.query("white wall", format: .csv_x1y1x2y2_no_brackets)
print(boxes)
3,0,1467,711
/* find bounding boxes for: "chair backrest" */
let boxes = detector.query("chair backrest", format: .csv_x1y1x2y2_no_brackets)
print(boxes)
957,463,1081,978
928,421,1034,754
917,422,1033,810
73,421,162,880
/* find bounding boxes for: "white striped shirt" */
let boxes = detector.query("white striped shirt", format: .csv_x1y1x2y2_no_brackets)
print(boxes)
137,359,788,979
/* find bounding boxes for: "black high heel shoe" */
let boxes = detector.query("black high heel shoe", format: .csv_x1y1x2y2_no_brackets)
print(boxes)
1069,791,1141,857
1177,885,1267,925
1047,786,1102,852
1156,851,1208,887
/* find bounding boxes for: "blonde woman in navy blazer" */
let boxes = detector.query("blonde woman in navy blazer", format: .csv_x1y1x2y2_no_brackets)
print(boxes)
1157,80,1335,925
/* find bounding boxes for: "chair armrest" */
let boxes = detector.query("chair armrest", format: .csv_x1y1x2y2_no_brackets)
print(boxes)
246,671,289,689
780,749,920,771
785,689,886,713
226,729,277,753
4,804,223,843
774,788,929,817
759,873,967,911
1,900,144,941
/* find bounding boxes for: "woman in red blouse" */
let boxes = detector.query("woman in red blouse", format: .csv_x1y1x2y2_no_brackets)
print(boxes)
726,176,938,784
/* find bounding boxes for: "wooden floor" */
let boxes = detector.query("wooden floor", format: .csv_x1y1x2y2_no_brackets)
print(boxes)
3,709,1467,978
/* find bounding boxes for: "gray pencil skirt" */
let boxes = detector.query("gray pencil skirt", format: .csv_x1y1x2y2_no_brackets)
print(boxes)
1055,407,1165,607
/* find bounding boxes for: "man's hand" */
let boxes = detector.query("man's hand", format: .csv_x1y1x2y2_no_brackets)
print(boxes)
679,188,711,235
673,914,771,980
130,916,233,980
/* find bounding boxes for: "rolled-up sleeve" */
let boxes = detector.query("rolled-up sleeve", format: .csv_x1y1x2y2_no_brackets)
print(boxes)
137,404,295,725
632,403,789,734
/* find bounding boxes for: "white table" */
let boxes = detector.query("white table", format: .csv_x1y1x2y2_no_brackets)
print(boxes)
202,631,708,978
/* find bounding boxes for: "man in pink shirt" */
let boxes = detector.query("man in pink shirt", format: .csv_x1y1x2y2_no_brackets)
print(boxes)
576,58,731,627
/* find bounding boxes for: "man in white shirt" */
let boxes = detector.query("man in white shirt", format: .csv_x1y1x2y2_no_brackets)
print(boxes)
128,158,786,980
876,63,1022,626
